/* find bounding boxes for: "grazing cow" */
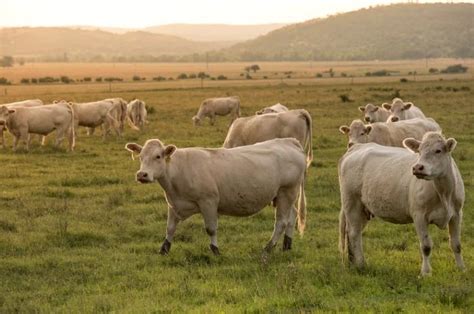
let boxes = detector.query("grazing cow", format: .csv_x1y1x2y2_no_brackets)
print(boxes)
256,103,289,115
358,103,391,123
69,100,120,139
127,99,147,130
125,138,307,255
192,96,240,126
104,98,128,134
0,99,43,148
338,132,465,276
0,102,75,151
339,118,440,148
383,98,426,122
223,109,313,168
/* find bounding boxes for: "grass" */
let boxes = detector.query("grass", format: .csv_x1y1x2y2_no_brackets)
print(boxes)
0,73,473,312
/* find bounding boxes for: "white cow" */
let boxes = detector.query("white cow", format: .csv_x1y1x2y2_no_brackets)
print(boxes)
0,99,43,148
69,100,120,139
358,103,391,123
338,132,465,276
192,96,240,126
339,118,440,148
256,103,289,115
224,109,313,168
0,102,75,151
125,138,307,255
383,98,426,122
127,99,147,130
103,98,128,134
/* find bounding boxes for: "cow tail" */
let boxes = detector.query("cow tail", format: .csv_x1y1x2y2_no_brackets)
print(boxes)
339,209,347,259
300,109,313,168
126,115,140,131
297,170,307,235
67,103,76,151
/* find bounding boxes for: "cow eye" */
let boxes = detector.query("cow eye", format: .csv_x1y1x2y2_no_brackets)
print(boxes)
360,132,365,136
435,149,442,154
156,155,161,159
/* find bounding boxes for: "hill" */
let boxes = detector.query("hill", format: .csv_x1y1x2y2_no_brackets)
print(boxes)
145,23,286,42
0,27,230,61
227,3,474,61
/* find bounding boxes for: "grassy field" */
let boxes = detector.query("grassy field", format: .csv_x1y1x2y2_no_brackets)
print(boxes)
0,74,473,312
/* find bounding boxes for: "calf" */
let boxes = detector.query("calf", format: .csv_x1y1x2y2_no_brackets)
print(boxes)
125,138,307,255
338,132,465,276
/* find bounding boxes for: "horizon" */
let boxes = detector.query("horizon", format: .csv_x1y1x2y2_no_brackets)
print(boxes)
2,0,471,29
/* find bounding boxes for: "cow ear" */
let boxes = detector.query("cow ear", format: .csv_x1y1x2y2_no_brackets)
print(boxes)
403,138,421,153
358,106,365,112
339,125,350,134
125,143,142,153
255,110,263,115
164,145,177,158
382,103,391,110
365,125,373,134
8,109,16,114
403,103,412,110
372,106,379,112
446,138,457,153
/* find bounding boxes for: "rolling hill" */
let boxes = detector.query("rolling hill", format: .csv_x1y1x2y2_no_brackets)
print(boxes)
227,3,474,61
0,27,230,61
145,23,286,42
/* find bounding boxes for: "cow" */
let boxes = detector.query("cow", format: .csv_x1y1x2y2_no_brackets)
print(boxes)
125,138,307,255
0,99,43,148
338,132,465,276
69,100,120,139
358,103,391,123
103,98,128,134
0,102,75,151
256,103,289,115
223,109,313,168
339,118,440,148
383,98,426,122
126,99,147,130
192,96,240,126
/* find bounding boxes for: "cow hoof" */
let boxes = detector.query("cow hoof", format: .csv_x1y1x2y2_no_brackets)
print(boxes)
264,242,275,253
209,244,220,256
159,239,171,255
283,235,292,251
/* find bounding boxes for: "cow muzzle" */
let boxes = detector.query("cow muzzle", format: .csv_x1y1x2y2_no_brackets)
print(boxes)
0,120,5,126
136,171,152,183
412,164,428,179
391,116,399,122
347,142,355,148
364,117,371,122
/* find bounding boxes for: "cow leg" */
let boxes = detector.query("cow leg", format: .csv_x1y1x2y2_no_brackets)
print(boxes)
41,135,47,146
209,114,216,126
0,128,5,149
345,207,368,269
19,130,29,151
87,127,95,136
265,188,295,253
414,216,433,276
283,204,297,251
448,213,465,271
160,207,180,255
12,135,19,151
200,201,220,255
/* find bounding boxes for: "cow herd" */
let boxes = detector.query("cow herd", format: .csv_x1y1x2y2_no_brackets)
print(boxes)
0,95,466,276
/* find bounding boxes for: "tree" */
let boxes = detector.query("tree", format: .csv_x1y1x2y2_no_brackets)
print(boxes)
250,64,260,73
1,56,14,67
197,72,208,88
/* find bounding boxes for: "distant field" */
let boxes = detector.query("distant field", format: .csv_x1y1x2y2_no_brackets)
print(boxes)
0,76,473,311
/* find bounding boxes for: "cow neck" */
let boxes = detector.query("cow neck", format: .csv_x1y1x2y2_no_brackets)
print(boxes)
433,158,457,218
157,158,174,194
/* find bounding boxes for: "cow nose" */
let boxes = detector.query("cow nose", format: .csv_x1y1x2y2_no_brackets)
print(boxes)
413,164,424,173
136,171,149,182
364,117,370,122
391,116,399,122
347,142,354,148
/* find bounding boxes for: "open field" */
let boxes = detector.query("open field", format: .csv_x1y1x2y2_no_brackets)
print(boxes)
0,76,473,311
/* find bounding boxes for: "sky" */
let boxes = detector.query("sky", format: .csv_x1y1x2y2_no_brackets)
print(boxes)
1,0,471,28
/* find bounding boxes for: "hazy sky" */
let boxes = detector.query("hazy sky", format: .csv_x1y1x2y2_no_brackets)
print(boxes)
1,0,471,27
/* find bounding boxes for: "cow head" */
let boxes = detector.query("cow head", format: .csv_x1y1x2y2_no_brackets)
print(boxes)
0,106,15,126
192,116,201,126
403,132,456,180
125,139,177,183
384,99,413,122
359,103,379,123
339,120,372,148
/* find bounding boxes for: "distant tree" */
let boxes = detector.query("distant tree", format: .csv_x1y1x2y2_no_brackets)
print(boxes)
177,73,188,79
198,72,208,88
250,64,260,73
244,66,251,73
1,56,14,67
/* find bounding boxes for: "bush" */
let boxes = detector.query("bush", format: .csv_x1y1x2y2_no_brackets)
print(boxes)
217,75,227,80
104,77,123,82
189,73,197,79
316,73,323,78
132,75,141,81
60,76,73,84
263,76,268,79
153,76,166,81
0,77,11,85
246,73,252,79
96,77,103,82
177,73,188,80
21,78,30,84
429,68,439,74
441,64,468,74
31,78,38,84
38,76,58,83
341,72,347,77
400,78,409,83
339,94,353,103
84,77,92,82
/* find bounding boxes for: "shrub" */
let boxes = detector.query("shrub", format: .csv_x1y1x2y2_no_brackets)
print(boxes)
400,78,408,83
316,73,323,78
339,94,352,103
177,73,188,79
429,68,439,74
31,78,38,84
341,72,347,77
104,77,123,82
38,76,58,83
217,75,227,80
132,75,141,81
263,76,268,79
96,77,103,82
189,73,197,79
246,73,252,79
21,78,30,84
60,76,73,84
152,76,166,81
84,77,92,82
441,64,468,74
0,77,11,85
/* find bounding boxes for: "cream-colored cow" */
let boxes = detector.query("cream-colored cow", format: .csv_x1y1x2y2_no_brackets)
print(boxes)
69,100,120,139
192,96,240,126
256,103,289,115
358,103,391,123
224,109,313,168
383,98,426,122
338,132,465,276
339,118,440,148
125,138,307,255
0,102,75,151
126,99,147,130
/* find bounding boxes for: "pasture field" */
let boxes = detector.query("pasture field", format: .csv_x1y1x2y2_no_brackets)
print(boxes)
0,75,473,312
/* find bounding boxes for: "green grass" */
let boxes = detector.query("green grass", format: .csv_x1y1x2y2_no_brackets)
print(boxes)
0,79,473,312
